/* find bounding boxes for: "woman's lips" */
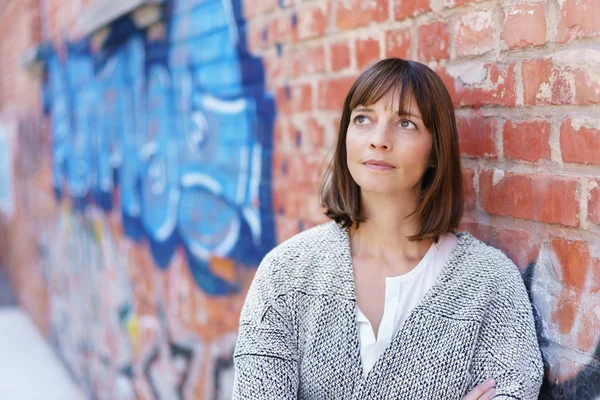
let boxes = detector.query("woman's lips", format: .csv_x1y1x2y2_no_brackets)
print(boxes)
363,160,396,170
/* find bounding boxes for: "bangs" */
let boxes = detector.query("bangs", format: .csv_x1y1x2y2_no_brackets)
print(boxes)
348,60,434,130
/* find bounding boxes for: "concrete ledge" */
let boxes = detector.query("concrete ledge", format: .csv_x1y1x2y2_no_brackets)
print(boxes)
0,307,83,400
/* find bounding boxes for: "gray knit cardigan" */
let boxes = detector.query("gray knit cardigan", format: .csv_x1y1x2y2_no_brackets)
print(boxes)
233,221,544,399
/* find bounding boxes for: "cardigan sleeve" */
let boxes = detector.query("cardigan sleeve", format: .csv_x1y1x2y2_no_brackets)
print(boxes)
468,263,544,400
233,253,299,399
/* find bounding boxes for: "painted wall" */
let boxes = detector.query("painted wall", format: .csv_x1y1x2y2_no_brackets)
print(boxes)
0,0,600,399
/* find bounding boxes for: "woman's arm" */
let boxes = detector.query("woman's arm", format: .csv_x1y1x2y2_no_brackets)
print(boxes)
468,262,544,400
233,253,299,399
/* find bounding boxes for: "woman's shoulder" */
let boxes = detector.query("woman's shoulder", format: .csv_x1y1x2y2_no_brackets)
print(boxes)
437,231,530,317
262,220,343,266
454,231,523,286
253,220,352,297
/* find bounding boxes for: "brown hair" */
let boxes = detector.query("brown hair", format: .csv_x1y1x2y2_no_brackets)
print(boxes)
319,58,463,242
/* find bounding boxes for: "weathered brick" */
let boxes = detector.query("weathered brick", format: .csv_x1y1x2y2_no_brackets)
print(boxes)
444,63,517,107
495,228,540,271
302,45,327,75
557,0,600,43
317,76,357,111
394,0,431,21
551,237,592,291
335,0,388,31
560,117,600,165
385,27,411,59
503,120,551,162
276,83,313,114
293,2,329,41
456,113,498,158
330,40,351,72
290,115,326,153
417,21,449,61
356,37,381,69
522,54,600,106
589,180,600,225
455,10,495,58
462,168,476,211
479,170,580,227
501,2,546,49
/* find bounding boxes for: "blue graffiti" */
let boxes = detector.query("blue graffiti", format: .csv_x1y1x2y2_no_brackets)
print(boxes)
42,0,276,296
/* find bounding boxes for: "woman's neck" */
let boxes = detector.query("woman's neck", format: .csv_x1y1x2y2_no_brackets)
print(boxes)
349,191,431,264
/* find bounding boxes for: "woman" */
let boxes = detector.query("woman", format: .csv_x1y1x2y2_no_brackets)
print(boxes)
233,58,544,399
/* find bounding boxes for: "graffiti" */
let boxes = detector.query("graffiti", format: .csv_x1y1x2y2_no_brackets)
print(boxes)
43,0,275,296
522,243,600,399
47,208,137,400
36,0,275,398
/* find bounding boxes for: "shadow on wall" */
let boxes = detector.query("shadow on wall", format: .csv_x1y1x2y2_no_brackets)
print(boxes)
43,0,276,296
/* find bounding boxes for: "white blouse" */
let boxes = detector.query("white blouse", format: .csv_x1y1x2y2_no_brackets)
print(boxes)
356,233,459,376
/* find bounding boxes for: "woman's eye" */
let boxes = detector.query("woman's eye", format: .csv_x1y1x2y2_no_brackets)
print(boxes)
399,120,416,129
354,115,369,125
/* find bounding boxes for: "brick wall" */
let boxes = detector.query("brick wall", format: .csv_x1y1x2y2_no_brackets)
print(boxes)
0,0,599,398
0,0,41,111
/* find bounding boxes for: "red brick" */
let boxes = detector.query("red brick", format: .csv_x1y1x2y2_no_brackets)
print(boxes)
335,0,388,31
557,0,600,44
455,10,495,57
394,0,431,21
479,170,580,227
330,41,351,72
560,118,600,165
385,28,411,59
501,2,546,49
247,19,270,52
462,168,476,211
272,179,287,214
293,2,329,41
503,120,551,162
589,180,600,225
271,14,293,44
273,117,292,151
290,116,326,153
552,292,579,336
522,59,553,105
318,76,357,111
302,46,327,75
284,49,303,79
304,153,328,187
417,21,449,61
456,113,498,158
522,56,600,106
446,63,517,107
551,237,592,291
356,37,381,69
495,228,540,271
287,45,327,78
288,154,308,186
276,84,312,114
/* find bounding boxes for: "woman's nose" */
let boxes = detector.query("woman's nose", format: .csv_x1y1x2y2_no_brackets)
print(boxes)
369,124,392,150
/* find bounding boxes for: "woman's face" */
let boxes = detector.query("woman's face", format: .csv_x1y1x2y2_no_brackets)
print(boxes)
346,90,433,197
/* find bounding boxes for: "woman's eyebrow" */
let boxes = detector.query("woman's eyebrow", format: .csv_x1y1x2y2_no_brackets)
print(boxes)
397,111,423,120
352,107,375,113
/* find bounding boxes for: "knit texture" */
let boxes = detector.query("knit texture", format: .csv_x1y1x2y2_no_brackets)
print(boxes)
233,221,544,399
